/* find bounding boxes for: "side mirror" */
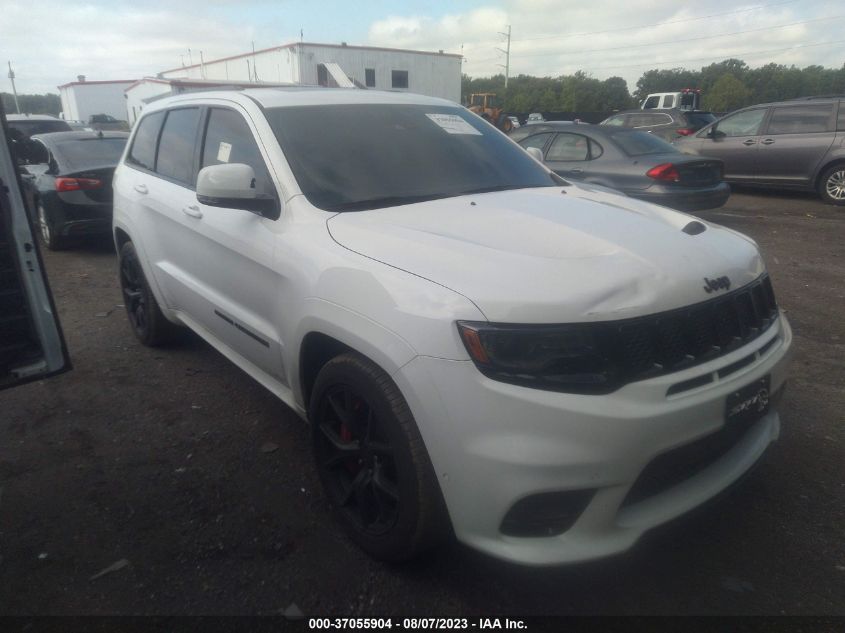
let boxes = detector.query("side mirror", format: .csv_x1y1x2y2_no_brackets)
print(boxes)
707,126,724,139
526,147,544,162
196,163,279,219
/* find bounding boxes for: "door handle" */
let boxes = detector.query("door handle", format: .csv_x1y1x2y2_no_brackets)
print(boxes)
761,138,775,145
570,168,584,174
742,139,757,146
182,205,203,219
134,184,148,194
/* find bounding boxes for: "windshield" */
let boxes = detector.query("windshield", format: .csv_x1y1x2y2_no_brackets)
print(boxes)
609,130,678,156
266,104,561,211
54,138,127,169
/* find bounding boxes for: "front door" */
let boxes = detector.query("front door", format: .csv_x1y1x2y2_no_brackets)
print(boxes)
695,108,768,183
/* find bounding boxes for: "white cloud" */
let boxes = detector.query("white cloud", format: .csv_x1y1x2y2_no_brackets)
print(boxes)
367,0,844,90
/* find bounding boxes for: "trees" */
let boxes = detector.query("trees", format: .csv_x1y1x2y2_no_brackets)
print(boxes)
1,92,61,116
703,73,752,112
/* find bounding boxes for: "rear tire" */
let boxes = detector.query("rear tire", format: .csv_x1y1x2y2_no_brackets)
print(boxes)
310,352,449,562
818,164,845,206
37,202,68,251
118,241,181,346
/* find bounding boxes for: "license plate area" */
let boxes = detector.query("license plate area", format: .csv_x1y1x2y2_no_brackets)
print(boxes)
725,375,771,426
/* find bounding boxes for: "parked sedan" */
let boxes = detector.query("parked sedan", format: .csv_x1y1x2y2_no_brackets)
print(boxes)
510,123,730,211
675,96,845,205
20,131,129,249
601,109,717,142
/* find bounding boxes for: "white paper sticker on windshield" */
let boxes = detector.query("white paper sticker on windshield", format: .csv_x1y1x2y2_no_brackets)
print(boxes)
425,113,482,135
217,141,232,163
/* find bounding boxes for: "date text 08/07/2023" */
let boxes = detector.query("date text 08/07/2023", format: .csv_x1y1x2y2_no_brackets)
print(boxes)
307,618,528,630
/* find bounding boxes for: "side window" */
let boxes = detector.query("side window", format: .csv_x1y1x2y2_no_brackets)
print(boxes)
519,133,553,152
765,105,834,135
201,108,273,196
603,115,626,126
629,114,654,128
654,113,673,126
365,68,376,88
643,96,660,109
156,108,201,185
588,139,604,160
716,109,767,137
128,111,165,171
546,133,589,161
662,95,675,108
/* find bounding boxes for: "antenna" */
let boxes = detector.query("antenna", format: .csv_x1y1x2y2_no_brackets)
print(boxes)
252,41,259,82
7,61,20,114
496,25,511,88
199,51,205,79
188,48,193,66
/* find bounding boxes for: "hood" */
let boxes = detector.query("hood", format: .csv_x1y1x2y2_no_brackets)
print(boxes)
326,185,764,323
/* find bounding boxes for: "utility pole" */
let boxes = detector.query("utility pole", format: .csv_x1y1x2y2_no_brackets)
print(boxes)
7,61,20,114
496,25,511,88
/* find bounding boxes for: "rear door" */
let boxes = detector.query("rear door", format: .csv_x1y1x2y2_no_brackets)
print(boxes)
0,107,70,391
694,107,768,183
755,103,836,187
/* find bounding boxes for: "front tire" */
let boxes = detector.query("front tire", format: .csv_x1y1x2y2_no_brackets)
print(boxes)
819,164,845,206
118,241,181,346
310,353,449,562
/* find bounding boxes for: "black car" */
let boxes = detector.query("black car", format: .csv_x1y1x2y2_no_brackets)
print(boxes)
600,109,717,143
510,122,729,212
19,130,129,249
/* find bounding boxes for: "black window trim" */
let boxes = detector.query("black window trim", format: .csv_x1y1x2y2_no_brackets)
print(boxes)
125,110,167,178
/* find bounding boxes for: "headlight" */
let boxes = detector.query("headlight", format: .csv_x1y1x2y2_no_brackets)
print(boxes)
457,321,618,394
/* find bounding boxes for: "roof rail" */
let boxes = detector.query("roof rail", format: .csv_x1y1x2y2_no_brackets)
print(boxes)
785,94,845,101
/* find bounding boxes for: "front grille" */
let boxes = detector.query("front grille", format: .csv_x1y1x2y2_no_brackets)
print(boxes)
599,275,779,388
621,418,755,507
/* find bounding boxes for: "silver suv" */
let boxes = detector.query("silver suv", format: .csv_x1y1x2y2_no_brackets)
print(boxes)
676,96,845,205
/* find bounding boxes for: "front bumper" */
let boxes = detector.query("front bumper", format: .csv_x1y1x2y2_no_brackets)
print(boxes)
394,313,792,565
627,181,731,212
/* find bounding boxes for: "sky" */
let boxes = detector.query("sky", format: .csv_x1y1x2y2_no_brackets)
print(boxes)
1,0,843,95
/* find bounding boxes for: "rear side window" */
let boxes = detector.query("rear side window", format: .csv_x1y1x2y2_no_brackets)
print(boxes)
157,108,201,185
201,108,273,196
662,95,675,108
128,111,165,171
546,133,589,161
603,115,626,126
765,104,834,135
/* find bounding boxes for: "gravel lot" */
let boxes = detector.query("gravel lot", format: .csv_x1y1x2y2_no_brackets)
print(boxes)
1,190,843,616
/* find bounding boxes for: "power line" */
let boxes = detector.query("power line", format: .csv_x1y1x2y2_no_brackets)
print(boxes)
508,15,844,59
512,0,799,43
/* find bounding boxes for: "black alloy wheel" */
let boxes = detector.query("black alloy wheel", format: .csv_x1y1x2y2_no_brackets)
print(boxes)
315,384,400,536
118,241,180,346
310,353,448,561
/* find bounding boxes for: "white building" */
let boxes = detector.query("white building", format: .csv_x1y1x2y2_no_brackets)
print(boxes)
157,42,462,104
123,77,295,125
58,78,134,122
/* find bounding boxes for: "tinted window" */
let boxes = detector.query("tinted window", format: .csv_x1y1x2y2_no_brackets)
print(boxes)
157,108,201,185
610,131,677,156
365,68,375,88
7,120,72,138
603,115,626,126
25,139,50,164
547,133,589,161
643,96,659,109
629,113,669,127
53,138,127,169
519,133,553,151
391,70,409,89
266,104,561,211
716,109,766,137
128,111,165,170
201,108,273,196
686,112,717,128
766,104,834,135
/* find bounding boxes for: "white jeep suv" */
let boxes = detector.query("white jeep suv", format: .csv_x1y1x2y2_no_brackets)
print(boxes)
112,88,791,565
